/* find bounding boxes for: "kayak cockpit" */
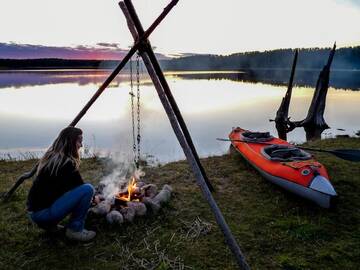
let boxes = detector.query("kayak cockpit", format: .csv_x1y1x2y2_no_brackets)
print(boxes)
240,131,273,142
261,145,312,162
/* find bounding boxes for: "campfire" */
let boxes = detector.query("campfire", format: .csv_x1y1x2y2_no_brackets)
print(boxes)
115,177,142,203
89,172,172,225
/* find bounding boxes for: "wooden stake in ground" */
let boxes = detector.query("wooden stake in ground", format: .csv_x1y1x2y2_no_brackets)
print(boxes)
120,1,249,269
274,49,298,140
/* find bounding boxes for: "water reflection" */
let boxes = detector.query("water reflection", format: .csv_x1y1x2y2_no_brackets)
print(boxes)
2,69,360,90
0,70,132,89
0,71,359,162
172,69,360,90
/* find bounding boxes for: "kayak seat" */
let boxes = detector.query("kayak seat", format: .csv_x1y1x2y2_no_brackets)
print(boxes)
261,145,312,162
241,131,273,142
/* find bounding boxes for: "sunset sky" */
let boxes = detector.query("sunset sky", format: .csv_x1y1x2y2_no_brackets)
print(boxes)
1,0,360,57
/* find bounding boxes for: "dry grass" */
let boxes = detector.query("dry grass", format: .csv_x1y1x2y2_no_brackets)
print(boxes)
0,137,359,269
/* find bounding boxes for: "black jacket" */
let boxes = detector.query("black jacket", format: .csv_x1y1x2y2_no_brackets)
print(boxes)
27,159,84,212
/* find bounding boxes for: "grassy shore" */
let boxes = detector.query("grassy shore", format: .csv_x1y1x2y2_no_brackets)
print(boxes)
0,137,359,270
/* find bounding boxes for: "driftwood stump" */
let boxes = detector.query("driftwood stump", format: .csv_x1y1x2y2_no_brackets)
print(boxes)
274,50,298,140
274,43,336,141
300,44,336,129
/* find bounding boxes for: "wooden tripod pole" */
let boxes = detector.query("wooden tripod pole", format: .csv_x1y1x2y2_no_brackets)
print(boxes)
120,1,250,269
122,0,214,192
1,0,179,202
69,0,179,127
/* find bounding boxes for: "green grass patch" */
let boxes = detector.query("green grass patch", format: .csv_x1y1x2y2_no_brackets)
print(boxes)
0,138,359,269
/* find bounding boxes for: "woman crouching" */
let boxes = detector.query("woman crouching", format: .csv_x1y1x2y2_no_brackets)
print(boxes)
27,126,96,241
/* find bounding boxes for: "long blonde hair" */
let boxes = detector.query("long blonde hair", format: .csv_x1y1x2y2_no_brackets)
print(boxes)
37,127,83,176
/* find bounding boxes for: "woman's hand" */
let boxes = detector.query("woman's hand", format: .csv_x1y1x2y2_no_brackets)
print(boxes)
93,195,101,204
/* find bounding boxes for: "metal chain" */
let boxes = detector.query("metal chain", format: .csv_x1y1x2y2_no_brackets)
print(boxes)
129,57,137,164
136,53,141,167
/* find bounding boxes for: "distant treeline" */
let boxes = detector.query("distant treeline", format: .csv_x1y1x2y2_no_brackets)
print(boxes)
160,46,360,71
0,59,119,70
161,46,360,90
1,47,360,71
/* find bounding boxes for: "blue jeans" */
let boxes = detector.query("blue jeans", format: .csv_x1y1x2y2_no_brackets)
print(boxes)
30,183,94,232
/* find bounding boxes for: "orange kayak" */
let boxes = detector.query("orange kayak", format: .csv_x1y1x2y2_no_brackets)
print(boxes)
229,127,337,208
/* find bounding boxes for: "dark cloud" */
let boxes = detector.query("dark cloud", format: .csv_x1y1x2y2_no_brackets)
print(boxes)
0,42,127,60
167,52,202,58
0,42,171,60
96,42,120,48
75,45,92,50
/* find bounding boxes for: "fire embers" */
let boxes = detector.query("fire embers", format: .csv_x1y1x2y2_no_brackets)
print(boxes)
89,176,172,225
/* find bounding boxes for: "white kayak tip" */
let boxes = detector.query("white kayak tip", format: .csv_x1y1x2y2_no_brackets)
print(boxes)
309,175,337,196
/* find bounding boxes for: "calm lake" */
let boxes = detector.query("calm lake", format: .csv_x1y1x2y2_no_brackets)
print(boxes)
0,70,359,163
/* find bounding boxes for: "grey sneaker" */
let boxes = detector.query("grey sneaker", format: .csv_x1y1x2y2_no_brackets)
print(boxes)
65,228,96,242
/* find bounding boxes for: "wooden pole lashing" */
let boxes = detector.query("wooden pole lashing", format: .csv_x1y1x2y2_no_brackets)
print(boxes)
69,0,180,127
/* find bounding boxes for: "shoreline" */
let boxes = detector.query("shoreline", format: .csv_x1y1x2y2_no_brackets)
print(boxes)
1,137,359,269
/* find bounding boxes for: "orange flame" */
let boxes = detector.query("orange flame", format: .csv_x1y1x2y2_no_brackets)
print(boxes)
127,177,137,201
116,176,137,202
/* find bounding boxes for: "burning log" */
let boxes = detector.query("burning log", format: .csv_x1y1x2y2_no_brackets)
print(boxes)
91,172,173,225
114,177,141,203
